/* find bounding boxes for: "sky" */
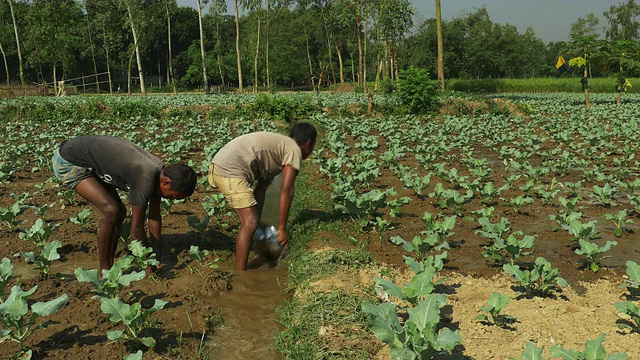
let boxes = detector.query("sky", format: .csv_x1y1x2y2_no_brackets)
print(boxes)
177,0,619,43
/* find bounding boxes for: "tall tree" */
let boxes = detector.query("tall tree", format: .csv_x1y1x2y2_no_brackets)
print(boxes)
166,0,177,93
435,0,443,91
233,0,243,91
120,0,147,95
604,0,640,41
6,0,23,85
196,0,209,93
378,0,412,81
207,0,227,88
24,0,84,94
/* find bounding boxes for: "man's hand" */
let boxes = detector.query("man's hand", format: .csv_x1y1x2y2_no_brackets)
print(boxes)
277,229,290,247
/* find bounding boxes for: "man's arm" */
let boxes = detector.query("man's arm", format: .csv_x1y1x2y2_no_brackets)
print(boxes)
147,195,162,261
277,165,298,246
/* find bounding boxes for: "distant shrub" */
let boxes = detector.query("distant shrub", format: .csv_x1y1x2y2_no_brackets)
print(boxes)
397,66,440,114
246,94,319,123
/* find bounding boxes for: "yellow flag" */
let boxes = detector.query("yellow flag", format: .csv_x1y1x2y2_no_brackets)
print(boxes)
555,55,566,69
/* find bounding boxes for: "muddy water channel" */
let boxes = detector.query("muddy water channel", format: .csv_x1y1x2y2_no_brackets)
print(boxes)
208,173,286,359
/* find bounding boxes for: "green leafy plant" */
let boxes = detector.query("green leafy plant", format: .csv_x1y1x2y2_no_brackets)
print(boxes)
101,296,168,349
127,241,159,270
475,292,515,328
590,183,618,207
575,239,616,273
561,219,600,243
362,293,461,360
510,342,544,360
187,215,212,241
604,210,633,237
0,200,28,228
482,233,536,266
74,256,145,298
508,195,534,214
0,258,15,301
0,285,68,356
397,66,440,114
19,240,62,278
615,301,640,334
185,245,220,274
18,219,60,248
70,208,92,230
550,333,627,360
619,260,640,299
503,257,567,298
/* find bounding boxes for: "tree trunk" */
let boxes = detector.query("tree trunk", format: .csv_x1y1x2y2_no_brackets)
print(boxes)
302,11,315,91
87,22,100,93
0,41,9,85
355,0,364,89
8,0,24,86
127,46,135,95
166,3,176,94
436,0,445,91
583,67,590,107
234,0,243,92
124,1,146,95
215,17,225,90
363,13,368,92
336,45,344,85
320,5,336,86
196,0,209,93
253,7,261,94
265,0,270,91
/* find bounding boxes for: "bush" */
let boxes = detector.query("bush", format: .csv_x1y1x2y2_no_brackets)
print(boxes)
246,94,319,123
397,66,440,114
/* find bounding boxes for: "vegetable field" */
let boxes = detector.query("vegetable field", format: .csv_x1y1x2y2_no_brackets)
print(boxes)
1,92,640,359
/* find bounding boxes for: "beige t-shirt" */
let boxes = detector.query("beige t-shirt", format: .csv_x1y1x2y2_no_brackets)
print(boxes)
212,132,302,184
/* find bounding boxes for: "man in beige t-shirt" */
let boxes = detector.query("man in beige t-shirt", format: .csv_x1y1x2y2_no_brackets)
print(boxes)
209,122,317,270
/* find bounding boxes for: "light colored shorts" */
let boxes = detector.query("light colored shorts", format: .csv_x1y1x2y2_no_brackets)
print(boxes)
208,163,256,209
51,149,93,189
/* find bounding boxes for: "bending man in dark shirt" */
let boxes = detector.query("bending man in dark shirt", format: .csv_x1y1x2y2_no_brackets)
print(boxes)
52,135,197,274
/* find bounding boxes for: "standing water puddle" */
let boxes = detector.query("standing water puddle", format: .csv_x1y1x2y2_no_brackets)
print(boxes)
207,173,287,359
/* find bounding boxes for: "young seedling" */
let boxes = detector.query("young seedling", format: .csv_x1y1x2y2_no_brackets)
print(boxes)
604,210,633,237
18,219,60,248
550,333,628,360
127,240,159,270
575,239,617,273
619,260,640,299
475,292,515,328
70,208,92,230
0,285,68,356
508,195,534,214
482,232,535,266
75,256,145,298
503,257,567,298
187,215,212,241
591,183,618,207
615,301,640,334
19,240,62,278
0,258,15,300
510,342,544,360
390,235,449,262
57,189,77,208
185,246,220,275
101,296,168,349
32,202,55,219
0,200,28,228
561,219,599,243
361,293,461,359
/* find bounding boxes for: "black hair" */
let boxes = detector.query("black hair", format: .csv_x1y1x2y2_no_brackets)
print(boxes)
289,122,317,147
163,164,197,196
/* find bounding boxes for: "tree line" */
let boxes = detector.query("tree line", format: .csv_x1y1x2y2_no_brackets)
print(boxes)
0,0,638,94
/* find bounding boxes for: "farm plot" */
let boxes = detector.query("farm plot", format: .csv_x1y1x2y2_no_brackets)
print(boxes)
278,93,640,359
0,96,286,359
0,92,639,360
